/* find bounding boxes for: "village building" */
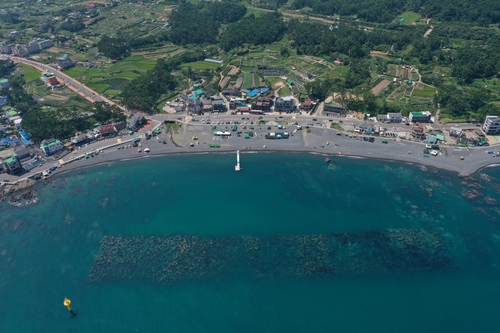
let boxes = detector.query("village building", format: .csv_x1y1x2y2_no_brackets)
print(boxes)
251,97,273,112
409,111,432,123
27,41,41,54
40,138,64,156
128,114,146,130
221,89,239,96
187,95,203,114
274,96,295,113
99,124,116,136
0,42,11,54
0,78,9,89
323,101,345,116
38,39,54,49
354,122,374,134
56,54,74,69
449,126,462,138
1,154,23,175
11,44,29,57
47,76,59,87
212,97,227,113
482,116,500,135
299,99,314,111
113,121,127,132
410,123,426,140
377,112,403,123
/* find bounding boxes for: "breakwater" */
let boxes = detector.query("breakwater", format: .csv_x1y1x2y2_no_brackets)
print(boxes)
89,229,451,283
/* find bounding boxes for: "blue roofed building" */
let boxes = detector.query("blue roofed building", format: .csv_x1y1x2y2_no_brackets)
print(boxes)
40,138,64,156
248,89,260,97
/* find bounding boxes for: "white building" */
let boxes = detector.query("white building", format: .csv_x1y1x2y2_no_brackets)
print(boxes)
40,138,64,156
483,116,500,135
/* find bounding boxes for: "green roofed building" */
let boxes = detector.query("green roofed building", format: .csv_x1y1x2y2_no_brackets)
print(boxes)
323,101,345,116
1,154,22,174
193,89,204,96
409,111,432,123
0,78,9,89
40,138,64,156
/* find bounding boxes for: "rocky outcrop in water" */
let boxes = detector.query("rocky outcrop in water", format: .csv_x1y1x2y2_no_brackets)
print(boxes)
88,229,452,284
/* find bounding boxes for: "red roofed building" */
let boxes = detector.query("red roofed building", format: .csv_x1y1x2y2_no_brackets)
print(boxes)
99,124,116,136
48,77,59,86
300,99,313,111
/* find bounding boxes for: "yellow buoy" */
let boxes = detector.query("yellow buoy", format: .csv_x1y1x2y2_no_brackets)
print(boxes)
63,298,72,312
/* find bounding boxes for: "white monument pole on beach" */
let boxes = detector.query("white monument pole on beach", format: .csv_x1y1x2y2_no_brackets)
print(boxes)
235,150,241,171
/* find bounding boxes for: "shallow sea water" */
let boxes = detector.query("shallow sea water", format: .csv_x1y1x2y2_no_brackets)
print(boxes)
0,153,499,332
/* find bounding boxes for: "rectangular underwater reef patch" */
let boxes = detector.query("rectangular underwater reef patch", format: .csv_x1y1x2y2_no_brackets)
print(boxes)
88,230,452,283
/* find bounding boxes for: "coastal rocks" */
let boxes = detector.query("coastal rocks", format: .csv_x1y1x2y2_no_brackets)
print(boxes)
98,197,109,208
462,190,483,200
1,180,38,207
88,230,452,284
484,197,497,206
461,181,484,189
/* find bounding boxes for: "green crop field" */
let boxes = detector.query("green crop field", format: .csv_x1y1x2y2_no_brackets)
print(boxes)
245,7,267,18
21,64,41,82
412,85,436,97
395,11,421,24
181,61,221,70
242,73,254,89
109,56,156,71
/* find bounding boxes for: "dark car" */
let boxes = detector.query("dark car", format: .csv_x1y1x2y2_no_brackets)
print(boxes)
369,137,375,142
162,140,167,144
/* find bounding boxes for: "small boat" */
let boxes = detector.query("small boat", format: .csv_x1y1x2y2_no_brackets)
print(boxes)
325,157,331,163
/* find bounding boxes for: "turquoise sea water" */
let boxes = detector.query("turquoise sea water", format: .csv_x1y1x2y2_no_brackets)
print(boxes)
1,153,499,332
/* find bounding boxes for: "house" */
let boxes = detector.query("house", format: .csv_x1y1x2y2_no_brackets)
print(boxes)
27,41,41,54
11,44,29,57
410,123,426,140
212,98,227,113
14,147,32,160
251,97,273,112
187,96,203,114
72,133,89,145
274,96,295,112
128,114,146,130
40,138,64,156
323,101,345,116
409,111,431,123
0,78,9,89
48,77,59,87
483,116,500,135
1,154,22,174
38,39,54,49
354,122,374,134
449,126,462,138
300,99,314,111
0,42,11,54
56,54,74,69
113,121,127,132
221,89,239,96
98,124,116,136
387,113,403,122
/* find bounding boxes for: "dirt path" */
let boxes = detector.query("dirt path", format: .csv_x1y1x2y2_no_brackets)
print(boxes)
424,25,434,38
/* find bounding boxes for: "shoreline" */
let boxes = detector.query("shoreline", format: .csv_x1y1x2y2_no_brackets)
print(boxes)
54,145,500,179
3,126,499,194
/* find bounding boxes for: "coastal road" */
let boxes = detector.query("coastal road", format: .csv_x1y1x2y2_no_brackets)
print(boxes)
7,56,128,113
